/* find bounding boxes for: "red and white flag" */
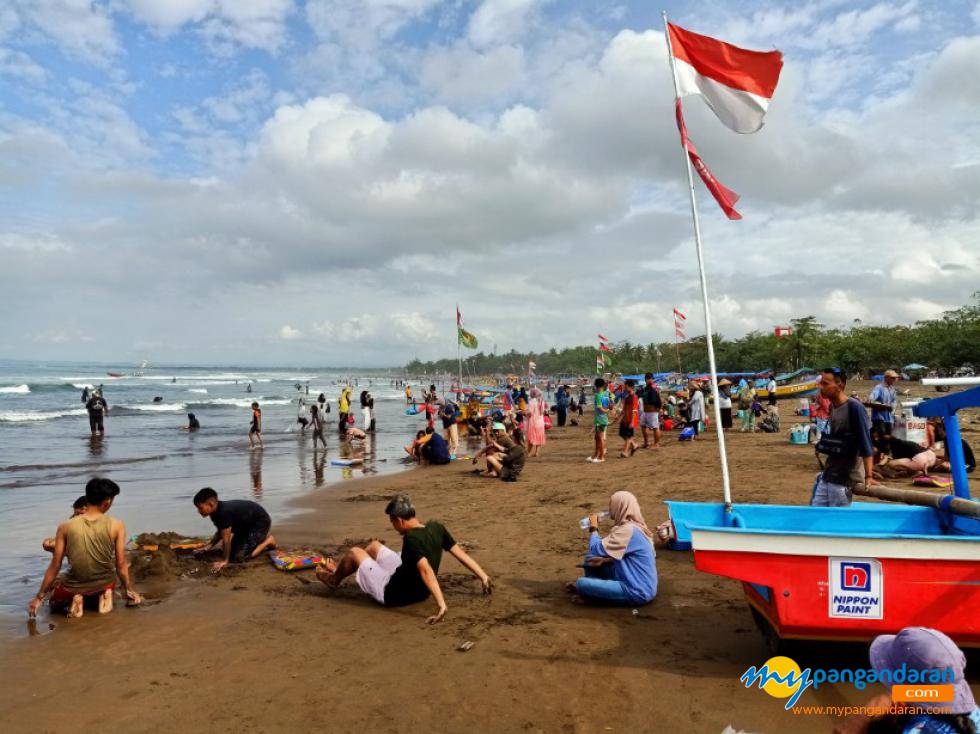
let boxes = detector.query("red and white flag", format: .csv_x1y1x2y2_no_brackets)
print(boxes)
675,327,687,340
597,333,609,342
667,23,783,135
599,343,612,353
673,308,686,321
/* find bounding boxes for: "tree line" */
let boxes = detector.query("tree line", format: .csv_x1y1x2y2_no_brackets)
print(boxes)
405,294,980,377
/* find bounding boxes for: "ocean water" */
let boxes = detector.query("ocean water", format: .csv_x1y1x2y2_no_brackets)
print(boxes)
0,359,454,634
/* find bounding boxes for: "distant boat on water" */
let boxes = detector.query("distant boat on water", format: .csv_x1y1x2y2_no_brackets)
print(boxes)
106,360,149,378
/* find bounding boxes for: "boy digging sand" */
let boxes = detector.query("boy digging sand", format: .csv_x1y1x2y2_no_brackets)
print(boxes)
193,488,276,573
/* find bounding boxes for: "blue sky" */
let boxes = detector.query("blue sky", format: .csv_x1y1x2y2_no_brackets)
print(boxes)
1,1,979,366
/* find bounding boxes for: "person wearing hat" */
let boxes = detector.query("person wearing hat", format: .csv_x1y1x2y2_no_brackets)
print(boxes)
866,369,900,440
315,494,492,624
717,379,733,430
835,626,980,734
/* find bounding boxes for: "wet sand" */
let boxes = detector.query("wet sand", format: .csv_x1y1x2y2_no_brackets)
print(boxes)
2,381,978,733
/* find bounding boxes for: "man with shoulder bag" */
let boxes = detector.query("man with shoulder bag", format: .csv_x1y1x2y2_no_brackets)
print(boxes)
811,368,878,507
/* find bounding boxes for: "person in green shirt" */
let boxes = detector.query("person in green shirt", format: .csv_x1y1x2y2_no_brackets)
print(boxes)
588,378,611,463
316,494,492,623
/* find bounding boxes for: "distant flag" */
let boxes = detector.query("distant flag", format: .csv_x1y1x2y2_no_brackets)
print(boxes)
666,22,783,219
599,343,612,353
674,306,687,341
596,354,604,373
456,306,478,350
598,333,610,342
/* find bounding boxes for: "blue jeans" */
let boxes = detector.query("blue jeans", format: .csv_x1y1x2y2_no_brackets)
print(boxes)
575,556,632,604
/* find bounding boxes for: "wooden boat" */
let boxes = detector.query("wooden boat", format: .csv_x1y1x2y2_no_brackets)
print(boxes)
664,385,980,650
752,368,819,401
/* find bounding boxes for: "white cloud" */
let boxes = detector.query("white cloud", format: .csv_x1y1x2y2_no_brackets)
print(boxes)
279,324,303,340
311,312,437,344
120,0,294,52
467,0,547,49
0,47,46,84
12,0,119,64
419,43,526,106
824,289,871,322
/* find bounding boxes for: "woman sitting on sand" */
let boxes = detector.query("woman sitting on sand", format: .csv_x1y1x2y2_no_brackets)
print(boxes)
568,491,657,606
404,430,426,463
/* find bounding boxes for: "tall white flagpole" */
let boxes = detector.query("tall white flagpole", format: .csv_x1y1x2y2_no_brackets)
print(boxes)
663,11,733,510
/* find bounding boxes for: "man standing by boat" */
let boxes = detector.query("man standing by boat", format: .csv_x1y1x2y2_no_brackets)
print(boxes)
811,368,878,506
866,369,899,440
766,373,778,409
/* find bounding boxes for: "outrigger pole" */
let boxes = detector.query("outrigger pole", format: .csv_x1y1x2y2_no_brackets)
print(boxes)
663,11,733,511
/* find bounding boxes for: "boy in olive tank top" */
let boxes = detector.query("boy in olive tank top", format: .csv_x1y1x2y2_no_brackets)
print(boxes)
29,477,141,618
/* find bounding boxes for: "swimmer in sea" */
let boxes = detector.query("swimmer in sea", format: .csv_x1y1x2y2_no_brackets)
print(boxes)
181,413,200,431
42,497,89,552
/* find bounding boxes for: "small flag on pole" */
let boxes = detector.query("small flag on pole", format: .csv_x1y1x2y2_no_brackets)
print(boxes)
673,308,686,321
457,307,478,349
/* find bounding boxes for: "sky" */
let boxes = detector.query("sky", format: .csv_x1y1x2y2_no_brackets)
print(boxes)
1,0,978,367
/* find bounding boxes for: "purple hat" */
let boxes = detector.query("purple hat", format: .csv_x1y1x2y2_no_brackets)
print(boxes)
870,627,976,714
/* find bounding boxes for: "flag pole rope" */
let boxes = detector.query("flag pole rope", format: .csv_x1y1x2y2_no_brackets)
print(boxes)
663,11,733,511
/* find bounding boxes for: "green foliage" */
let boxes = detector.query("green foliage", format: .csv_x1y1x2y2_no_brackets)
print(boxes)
406,296,980,376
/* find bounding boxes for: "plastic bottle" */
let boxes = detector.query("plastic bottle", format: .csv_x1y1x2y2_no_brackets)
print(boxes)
579,511,610,529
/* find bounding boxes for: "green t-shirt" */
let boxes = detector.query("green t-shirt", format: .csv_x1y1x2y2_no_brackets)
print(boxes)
383,522,456,607
594,390,610,427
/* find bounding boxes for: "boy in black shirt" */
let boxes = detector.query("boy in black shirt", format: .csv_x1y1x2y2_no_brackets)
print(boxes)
316,494,492,623
193,487,275,573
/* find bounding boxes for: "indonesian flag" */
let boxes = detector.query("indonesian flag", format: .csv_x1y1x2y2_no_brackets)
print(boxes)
675,327,687,340
667,23,783,135
673,308,686,321
599,343,612,353
597,333,609,342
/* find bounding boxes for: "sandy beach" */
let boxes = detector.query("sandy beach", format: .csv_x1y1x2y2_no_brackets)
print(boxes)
2,382,978,734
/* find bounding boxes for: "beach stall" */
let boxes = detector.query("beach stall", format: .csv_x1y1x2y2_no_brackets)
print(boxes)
664,384,980,651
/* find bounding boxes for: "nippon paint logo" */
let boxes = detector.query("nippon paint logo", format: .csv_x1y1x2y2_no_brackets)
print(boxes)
829,557,883,619
740,656,955,710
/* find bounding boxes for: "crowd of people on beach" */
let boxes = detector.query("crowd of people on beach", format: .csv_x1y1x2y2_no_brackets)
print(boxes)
39,367,980,732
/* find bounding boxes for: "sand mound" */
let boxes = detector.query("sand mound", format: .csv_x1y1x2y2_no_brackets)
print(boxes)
129,531,208,583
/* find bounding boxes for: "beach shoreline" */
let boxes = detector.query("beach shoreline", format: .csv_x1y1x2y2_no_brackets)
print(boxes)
2,385,978,733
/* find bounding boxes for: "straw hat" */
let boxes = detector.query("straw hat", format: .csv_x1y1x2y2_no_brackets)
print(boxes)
718,378,732,387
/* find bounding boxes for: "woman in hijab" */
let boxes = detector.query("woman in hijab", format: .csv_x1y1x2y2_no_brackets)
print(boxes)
525,387,547,457
568,491,657,605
